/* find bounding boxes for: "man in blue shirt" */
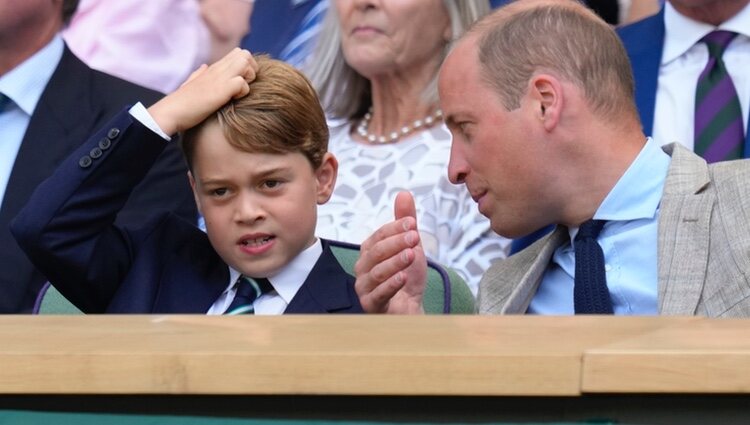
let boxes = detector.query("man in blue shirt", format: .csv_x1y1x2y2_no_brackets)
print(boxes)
0,0,195,312
355,0,750,318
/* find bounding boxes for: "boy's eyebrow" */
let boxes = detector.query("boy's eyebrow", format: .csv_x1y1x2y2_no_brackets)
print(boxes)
198,166,293,186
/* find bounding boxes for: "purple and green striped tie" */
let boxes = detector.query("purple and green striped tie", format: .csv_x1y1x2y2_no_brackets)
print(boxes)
224,276,274,315
694,30,745,163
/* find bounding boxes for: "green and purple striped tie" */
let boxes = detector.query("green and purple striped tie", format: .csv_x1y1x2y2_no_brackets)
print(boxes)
694,30,745,163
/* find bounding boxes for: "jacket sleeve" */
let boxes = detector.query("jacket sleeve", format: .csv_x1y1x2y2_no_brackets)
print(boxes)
10,109,176,312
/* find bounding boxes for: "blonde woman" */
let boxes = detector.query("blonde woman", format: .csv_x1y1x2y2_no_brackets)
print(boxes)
308,0,509,295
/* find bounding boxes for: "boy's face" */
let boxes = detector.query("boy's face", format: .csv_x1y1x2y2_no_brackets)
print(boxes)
188,121,337,278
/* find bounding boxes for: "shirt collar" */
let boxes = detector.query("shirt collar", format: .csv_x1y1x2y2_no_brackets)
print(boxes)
227,238,323,304
594,137,671,222
0,35,64,116
662,2,750,65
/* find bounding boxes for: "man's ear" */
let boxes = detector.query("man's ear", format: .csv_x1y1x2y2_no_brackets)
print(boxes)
315,153,338,204
529,74,563,131
187,170,203,215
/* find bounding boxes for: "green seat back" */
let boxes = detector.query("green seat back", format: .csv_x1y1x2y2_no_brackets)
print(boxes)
35,282,82,314
36,242,476,315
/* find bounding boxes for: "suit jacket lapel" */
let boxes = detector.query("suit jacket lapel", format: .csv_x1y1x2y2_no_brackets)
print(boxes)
503,228,567,313
0,47,98,310
8,47,98,208
150,229,230,313
285,239,361,313
658,143,713,315
479,227,567,314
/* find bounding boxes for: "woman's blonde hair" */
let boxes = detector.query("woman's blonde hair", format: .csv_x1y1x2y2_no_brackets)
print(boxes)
307,0,490,121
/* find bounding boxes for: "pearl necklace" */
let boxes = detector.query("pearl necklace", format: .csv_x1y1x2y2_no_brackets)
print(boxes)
356,107,443,144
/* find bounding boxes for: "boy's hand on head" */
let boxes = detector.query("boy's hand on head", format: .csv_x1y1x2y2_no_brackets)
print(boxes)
148,48,259,135
354,191,427,314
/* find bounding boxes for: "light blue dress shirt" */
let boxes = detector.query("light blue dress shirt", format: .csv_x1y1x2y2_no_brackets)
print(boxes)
0,35,64,204
528,138,672,315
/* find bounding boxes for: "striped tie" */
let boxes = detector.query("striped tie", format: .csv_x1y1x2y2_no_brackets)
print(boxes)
694,30,745,163
224,276,274,315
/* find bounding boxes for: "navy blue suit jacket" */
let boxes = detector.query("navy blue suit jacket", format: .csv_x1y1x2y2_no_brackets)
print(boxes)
11,111,363,314
0,46,196,312
617,7,750,150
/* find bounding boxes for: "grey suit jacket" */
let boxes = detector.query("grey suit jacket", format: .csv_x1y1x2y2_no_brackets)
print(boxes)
479,143,750,317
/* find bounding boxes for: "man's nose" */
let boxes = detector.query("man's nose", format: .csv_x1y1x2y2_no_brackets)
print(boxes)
447,142,468,184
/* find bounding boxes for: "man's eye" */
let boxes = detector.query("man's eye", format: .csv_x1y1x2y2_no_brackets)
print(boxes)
263,180,281,189
211,188,228,196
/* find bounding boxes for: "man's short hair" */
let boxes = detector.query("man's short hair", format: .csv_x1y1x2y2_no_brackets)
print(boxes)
471,0,637,120
62,0,80,26
182,56,329,171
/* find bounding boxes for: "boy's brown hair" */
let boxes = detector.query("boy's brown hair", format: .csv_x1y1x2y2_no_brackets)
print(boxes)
181,56,329,170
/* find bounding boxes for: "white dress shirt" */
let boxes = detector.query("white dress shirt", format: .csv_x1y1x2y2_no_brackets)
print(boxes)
653,2,750,148
0,36,64,204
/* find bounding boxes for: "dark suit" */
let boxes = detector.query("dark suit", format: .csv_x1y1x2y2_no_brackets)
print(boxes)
617,7,750,150
0,46,196,313
11,110,363,314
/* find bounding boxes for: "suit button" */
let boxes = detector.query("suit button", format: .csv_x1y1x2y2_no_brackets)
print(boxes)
98,137,111,150
107,128,120,140
79,156,92,168
90,147,103,159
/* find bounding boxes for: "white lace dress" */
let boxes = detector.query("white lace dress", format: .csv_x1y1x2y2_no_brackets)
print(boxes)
316,121,510,296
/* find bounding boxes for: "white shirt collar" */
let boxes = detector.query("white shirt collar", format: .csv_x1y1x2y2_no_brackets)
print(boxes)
0,35,64,116
662,2,750,65
227,238,323,304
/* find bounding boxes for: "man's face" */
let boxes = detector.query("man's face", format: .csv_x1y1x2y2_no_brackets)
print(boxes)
668,0,750,24
189,121,336,278
439,39,554,238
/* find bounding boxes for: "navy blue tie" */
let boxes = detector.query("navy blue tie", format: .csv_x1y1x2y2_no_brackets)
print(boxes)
225,276,274,315
573,219,613,314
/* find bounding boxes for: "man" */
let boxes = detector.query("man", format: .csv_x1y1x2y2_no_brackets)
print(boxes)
0,0,195,312
355,0,750,317
511,0,749,256
618,0,750,162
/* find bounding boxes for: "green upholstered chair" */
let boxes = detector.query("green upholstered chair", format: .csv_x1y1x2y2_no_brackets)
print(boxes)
34,281,82,314
34,241,475,314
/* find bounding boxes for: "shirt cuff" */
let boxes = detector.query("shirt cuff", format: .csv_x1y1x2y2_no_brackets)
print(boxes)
128,102,172,141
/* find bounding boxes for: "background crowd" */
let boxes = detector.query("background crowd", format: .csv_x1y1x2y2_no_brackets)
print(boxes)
1,0,748,316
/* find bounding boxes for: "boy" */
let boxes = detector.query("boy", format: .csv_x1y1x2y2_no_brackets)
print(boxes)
11,50,364,314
